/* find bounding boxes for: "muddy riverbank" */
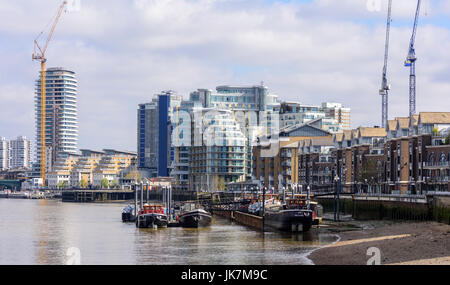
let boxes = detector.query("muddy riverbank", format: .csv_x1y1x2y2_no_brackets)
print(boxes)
308,220,450,265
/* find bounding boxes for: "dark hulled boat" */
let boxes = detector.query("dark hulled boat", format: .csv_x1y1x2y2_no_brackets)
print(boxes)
264,207,314,232
178,202,212,228
122,205,136,223
263,195,319,233
136,204,168,229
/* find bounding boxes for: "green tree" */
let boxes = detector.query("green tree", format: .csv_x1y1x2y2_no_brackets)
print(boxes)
58,181,69,189
100,178,109,189
79,179,88,189
359,159,376,184
218,178,226,191
432,127,439,136
125,170,142,182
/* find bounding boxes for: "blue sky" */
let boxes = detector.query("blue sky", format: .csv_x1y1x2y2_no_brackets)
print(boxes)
0,0,449,154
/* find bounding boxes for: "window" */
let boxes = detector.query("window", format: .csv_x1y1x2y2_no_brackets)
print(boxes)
429,153,435,165
440,153,446,164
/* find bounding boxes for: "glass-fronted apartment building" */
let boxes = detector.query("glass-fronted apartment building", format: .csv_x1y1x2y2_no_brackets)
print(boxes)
34,67,78,175
189,108,248,192
137,91,182,178
170,84,280,191
171,99,198,191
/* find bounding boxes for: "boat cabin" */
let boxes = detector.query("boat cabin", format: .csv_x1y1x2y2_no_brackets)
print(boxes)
182,202,201,212
140,204,165,215
286,198,308,209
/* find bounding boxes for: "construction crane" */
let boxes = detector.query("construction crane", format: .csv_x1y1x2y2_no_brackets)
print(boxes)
32,0,67,186
405,0,422,123
379,0,393,129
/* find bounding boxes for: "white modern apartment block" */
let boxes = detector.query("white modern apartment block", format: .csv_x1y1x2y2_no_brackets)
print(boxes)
279,101,349,133
280,102,326,128
35,67,78,174
9,136,32,169
188,108,248,192
321,102,351,130
0,137,10,171
178,84,280,190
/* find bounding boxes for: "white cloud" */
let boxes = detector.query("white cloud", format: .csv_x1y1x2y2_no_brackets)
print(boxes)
0,0,449,152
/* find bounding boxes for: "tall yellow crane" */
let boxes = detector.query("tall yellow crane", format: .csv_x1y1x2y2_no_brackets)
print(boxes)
32,0,67,186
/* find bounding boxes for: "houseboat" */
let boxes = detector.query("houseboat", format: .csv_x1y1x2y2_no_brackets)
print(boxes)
136,204,168,229
247,194,322,233
264,197,314,232
178,202,212,228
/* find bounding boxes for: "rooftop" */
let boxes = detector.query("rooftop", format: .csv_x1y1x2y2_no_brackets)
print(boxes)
419,112,450,124
334,132,344,142
357,127,387,138
395,117,410,129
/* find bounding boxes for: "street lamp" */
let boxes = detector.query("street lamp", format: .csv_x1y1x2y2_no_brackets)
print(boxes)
140,181,144,210
334,175,340,222
306,185,311,207
134,182,138,219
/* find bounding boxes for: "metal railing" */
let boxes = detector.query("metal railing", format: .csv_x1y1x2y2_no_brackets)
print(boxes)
423,161,450,168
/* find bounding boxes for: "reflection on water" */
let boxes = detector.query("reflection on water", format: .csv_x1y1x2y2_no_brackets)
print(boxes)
0,199,337,265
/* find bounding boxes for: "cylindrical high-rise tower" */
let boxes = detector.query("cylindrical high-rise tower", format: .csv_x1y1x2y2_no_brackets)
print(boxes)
35,67,78,175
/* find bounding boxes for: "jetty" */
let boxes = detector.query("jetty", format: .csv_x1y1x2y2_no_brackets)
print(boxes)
62,189,134,202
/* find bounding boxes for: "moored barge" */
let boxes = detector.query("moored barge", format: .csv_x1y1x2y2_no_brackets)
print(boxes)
178,202,212,228
136,204,168,229
264,206,314,232
264,195,322,232
244,194,322,233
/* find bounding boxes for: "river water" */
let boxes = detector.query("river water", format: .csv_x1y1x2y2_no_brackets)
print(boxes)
0,199,337,265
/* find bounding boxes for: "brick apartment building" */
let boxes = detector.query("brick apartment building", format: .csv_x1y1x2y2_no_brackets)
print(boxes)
298,113,450,195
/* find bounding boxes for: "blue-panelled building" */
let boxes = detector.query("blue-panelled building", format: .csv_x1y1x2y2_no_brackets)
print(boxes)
158,94,169,177
137,91,181,178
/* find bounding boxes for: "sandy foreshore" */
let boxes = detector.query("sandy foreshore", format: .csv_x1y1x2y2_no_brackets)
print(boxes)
308,221,450,265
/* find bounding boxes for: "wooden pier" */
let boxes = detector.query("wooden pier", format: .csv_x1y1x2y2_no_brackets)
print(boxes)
62,189,198,203
62,190,134,202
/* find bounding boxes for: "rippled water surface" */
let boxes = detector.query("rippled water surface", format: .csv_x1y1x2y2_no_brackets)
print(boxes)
0,199,337,265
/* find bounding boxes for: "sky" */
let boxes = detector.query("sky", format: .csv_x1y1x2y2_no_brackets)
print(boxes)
1,0,450,154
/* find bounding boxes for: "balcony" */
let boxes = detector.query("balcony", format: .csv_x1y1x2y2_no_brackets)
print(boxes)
423,161,450,169
372,141,386,149
318,157,333,163
424,176,450,183
281,152,292,158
